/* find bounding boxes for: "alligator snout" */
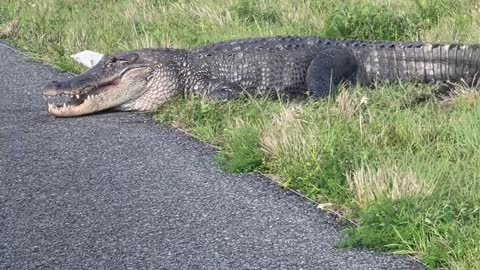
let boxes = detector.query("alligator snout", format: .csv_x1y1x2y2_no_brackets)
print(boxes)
42,76,89,96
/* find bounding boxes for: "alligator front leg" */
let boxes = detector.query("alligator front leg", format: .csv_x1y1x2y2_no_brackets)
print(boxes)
306,48,358,97
203,79,243,101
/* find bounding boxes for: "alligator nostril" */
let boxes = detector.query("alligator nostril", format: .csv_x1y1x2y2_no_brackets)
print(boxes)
42,81,63,96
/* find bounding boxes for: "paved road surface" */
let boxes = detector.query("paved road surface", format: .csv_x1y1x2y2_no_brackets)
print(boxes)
0,43,422,269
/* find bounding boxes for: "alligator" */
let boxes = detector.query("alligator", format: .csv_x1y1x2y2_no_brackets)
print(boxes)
42,36,480,117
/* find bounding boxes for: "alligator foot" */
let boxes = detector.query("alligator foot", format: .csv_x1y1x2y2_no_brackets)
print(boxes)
204,80,243,101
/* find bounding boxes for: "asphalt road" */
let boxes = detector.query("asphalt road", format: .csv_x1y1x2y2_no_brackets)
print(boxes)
0,43,423,269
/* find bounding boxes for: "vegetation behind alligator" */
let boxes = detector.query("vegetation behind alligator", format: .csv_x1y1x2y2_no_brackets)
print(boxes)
42,36,480,117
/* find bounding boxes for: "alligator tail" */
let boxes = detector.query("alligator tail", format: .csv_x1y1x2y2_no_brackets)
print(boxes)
357,42,480,86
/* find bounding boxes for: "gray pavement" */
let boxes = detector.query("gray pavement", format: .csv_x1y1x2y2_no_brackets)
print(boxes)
0,42,422,269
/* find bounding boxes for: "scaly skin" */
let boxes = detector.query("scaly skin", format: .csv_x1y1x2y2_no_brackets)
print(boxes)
42,36,480,117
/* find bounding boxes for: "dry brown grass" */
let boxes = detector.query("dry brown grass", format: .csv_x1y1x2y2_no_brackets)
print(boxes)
260,106,308,162
347,165,435,209
0,20,17,38
439,86,480,109
335,89,368,119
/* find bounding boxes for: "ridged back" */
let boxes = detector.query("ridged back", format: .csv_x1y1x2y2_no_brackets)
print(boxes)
188,36,480,88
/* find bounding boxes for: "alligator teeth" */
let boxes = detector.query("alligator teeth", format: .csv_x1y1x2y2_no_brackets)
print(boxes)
76,94,80,99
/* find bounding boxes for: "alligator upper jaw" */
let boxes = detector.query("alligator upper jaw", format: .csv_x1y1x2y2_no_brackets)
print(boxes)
42,80,120,117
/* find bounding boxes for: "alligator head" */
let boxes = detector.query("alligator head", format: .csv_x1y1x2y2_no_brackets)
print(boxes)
42,49,185,117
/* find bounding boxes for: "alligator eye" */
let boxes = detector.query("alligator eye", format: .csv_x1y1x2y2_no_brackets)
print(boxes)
106,57,128,67
106,58,117,67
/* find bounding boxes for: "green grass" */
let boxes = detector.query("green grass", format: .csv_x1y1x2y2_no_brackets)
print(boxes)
2,0,480,268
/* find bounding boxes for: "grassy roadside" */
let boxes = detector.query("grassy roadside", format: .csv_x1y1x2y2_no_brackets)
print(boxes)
1,0,479,268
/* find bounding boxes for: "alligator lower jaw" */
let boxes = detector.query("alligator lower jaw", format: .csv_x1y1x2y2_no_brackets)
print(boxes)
44,84,118,117
46,94,98,117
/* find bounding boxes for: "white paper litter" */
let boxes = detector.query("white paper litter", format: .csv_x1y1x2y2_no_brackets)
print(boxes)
70,50,104,68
